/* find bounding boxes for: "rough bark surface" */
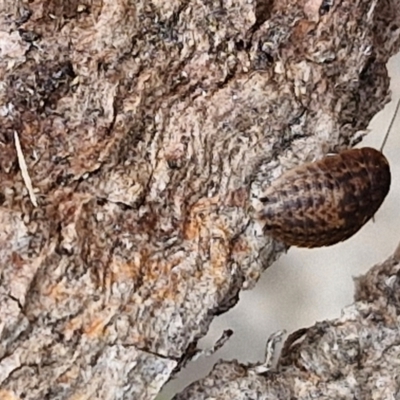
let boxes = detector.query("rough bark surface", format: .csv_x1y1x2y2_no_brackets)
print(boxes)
174,241,400,399
0,0,399,399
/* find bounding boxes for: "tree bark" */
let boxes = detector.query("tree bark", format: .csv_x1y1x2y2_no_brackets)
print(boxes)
0,0,399,399
173,241,400,399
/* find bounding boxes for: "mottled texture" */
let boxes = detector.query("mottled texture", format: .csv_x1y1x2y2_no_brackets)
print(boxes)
174,243,400,399
0,0,399,399
258,147,391,247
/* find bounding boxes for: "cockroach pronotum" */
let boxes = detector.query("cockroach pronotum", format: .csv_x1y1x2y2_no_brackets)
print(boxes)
257,100,399,248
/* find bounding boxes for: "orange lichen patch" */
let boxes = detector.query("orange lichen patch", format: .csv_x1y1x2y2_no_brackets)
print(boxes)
83,315,107,338
44,281,66,301
153,286,180,302
83,307,117,339
0,390,21,400
208,239,231,286
110,256,145,283
144,260,164,282
145,254,186,283
63,316,84,340
182,214,201,241
183,196,221,240
43,278,86,308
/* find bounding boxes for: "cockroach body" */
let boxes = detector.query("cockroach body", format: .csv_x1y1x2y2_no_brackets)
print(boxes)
258,147,391,248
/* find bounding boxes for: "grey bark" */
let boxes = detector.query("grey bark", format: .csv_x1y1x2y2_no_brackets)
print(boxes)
0,0,399,399
174,241,400,399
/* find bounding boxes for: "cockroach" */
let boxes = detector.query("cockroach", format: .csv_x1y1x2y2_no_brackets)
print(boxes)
257,100,399,248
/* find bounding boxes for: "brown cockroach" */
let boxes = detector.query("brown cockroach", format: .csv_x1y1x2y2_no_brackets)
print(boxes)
257,100,399,248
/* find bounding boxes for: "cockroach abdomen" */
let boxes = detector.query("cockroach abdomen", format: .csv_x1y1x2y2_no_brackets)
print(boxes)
258,147,391,248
